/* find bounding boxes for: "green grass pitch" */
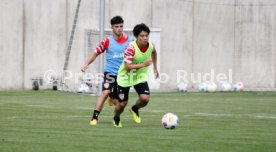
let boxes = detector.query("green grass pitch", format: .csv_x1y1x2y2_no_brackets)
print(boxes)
0,90,276,152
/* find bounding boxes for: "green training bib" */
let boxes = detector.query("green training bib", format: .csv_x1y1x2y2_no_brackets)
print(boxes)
117,41,153,87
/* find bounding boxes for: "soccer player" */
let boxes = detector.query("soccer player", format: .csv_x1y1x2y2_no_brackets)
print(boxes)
113,23,159,127
81,16,133,125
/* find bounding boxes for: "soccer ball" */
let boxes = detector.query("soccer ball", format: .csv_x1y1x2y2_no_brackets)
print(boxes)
220,82,232,92
162,113,179,129
207,82,217,92
233,82,244,91
78,83,90,93
198,83,208,92
177,82,188,92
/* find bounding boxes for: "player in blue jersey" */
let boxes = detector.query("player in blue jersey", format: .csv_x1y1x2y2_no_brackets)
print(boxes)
81,16,132,125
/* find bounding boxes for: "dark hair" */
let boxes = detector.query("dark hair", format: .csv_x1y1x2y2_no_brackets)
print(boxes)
110,16,124,25
132,23,150,37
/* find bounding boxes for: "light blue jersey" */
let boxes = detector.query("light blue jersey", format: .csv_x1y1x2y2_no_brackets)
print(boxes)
104,35,133,75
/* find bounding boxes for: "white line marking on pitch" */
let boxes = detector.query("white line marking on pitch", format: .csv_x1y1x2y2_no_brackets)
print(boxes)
194,113,233,117
25,104,55,108
255,116,276,119
191,113,276,120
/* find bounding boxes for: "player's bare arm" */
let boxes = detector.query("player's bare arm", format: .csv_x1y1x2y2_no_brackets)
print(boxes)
81,37,108,72
151,43,159,79
124,59,152,71
81,52,98,72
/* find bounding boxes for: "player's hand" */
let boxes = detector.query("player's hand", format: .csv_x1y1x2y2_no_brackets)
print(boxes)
153,68,159,79
81,64,89,72
143,59,152,67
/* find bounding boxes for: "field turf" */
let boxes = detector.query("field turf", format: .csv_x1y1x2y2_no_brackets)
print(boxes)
0,90,276,152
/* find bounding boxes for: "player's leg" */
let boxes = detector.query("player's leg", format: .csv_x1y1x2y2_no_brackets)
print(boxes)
108,76,118,106
111,78,119,106
130,82,150,123
113,85,130,127
90,90,110,125
90,73,114,125
108,95,114,106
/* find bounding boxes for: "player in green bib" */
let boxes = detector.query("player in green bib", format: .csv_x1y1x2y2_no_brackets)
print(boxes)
113,23,159,127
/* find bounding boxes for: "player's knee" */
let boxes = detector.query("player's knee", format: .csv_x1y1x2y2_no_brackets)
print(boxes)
118,101,128,108
140,95,150,104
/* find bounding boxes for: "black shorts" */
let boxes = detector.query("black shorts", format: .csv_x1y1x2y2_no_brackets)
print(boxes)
117,82,150,102
102,72,118,99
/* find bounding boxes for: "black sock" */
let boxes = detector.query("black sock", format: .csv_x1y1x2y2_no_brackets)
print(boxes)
92,110,100,120
131,105,139,116
113,115,120,125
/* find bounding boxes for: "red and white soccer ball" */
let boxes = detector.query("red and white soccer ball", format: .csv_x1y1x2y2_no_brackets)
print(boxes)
233,82,244,91
162,113,179,129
